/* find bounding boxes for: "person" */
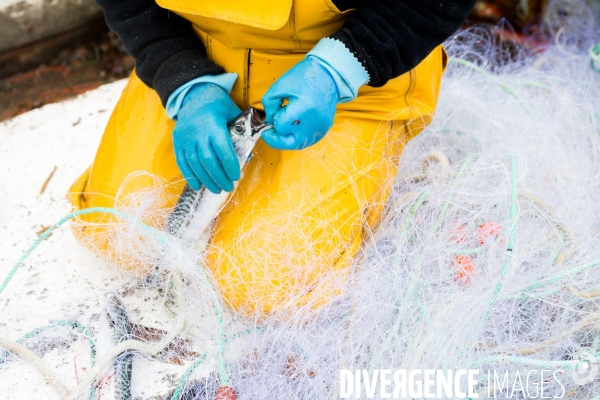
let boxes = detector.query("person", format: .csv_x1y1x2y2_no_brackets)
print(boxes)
68,0,476,316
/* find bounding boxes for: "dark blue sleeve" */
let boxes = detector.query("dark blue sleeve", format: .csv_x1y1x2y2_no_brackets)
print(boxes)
97,0,224,105
330,0,477,87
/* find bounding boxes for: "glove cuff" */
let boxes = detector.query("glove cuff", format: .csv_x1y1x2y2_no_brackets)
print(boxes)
166,73,238,120
306,37,370,103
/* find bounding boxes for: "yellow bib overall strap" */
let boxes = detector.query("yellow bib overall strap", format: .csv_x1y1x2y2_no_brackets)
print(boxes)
155,0,293,30
68,0,445,316
158,0,444,124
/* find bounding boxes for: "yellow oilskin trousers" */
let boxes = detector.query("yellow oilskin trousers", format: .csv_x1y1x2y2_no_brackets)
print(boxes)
68,0,446,316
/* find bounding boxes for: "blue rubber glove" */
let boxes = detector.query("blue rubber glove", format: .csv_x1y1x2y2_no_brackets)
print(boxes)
261,58,338,150
262,38,370,150
172,83,242,193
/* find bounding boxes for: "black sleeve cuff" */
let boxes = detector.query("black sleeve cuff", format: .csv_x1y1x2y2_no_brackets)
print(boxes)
329,28,378,87
153,49,225,106
329,0,476,88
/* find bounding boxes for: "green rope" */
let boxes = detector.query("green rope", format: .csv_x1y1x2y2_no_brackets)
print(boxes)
224,326,267,344
409,155,477,369
170,326,268,400
0,206,232,391
369,190,430,370
487,153,519,312
0,320,96,366
590,43,600,73
171,353,208,400
448,58,535,116
510,259,600,297
458,154,519,360
0,207,165,296
115,352,133,400
371,154,477,371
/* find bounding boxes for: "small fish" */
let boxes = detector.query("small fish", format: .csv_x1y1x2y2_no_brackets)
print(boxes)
167,108,270,249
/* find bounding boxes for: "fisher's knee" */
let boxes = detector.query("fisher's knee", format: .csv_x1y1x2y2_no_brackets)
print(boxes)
205,216,362,317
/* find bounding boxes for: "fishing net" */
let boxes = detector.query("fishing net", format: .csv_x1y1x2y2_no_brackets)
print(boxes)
3,0,600,398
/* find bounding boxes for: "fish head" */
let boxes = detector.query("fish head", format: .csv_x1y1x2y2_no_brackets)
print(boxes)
228,108,271,162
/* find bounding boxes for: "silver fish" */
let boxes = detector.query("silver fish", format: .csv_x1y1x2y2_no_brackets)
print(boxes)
167,108,270,249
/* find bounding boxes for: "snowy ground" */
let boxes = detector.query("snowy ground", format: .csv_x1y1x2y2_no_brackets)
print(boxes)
0,80,234,399
0,80,128,399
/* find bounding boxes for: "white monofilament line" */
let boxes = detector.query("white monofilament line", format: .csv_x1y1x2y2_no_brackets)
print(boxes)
3,4,600,397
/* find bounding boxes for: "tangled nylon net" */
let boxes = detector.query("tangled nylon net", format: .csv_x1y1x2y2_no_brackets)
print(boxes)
3,0,600,398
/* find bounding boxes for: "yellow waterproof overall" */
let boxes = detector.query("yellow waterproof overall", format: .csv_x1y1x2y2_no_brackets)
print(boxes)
68,0,446,315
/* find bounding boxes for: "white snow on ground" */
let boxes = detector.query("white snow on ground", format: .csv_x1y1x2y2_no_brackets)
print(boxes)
0,79,126,256
0,80,128,399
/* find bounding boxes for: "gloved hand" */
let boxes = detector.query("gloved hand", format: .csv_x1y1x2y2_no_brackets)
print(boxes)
172,83,242,193
261,38,370,150
261,58,338,150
